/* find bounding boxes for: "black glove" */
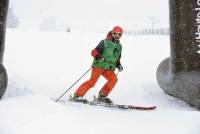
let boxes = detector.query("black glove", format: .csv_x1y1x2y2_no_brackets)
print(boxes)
116,64,123,72
96,55,105,62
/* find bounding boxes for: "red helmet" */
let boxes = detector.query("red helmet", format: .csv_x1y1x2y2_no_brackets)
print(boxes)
112,26,123,34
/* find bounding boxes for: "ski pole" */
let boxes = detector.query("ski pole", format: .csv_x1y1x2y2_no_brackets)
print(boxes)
55,67,92,102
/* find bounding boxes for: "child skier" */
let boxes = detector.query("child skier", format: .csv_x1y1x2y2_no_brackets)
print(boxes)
72,26,124,103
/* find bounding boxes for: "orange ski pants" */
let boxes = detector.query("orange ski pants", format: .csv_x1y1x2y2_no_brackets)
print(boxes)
75,67,118,97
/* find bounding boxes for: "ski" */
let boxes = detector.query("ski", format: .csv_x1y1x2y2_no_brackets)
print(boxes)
73,100,156,110
55,97,156,111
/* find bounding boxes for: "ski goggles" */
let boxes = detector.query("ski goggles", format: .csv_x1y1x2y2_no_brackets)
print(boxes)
111,31,122,40
112,32,122,37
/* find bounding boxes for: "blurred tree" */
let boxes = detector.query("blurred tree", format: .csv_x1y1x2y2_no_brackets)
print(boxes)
40,17,56,31
7,7,19,28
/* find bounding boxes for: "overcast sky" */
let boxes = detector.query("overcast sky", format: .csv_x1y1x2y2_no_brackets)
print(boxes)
9,0,169,31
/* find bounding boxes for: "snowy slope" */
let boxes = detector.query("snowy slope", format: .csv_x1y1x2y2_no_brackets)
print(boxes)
0,29,200,134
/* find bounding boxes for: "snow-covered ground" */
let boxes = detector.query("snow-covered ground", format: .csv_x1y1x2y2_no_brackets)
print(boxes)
0,29,200,134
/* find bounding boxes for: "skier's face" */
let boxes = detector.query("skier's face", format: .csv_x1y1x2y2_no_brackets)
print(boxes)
111,31,122,41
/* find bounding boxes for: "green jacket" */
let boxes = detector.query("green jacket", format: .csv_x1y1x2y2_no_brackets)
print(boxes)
92,39,122,71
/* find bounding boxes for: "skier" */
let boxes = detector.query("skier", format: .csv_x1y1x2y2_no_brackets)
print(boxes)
71,26,124,104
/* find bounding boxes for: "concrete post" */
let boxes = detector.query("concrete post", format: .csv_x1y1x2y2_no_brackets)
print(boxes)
0,0,8,99
157,0,200,108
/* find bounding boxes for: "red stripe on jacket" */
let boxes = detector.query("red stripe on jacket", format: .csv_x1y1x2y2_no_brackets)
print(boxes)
91,49,99,58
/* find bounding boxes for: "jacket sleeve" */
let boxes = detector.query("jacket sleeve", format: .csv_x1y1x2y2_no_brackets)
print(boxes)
116,54,121,65
91,40,105,58
116,45,122,65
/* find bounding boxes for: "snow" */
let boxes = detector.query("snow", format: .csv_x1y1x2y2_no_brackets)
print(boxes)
0,29,200,134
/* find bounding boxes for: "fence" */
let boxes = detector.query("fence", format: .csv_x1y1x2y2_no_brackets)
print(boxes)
125,28,169,36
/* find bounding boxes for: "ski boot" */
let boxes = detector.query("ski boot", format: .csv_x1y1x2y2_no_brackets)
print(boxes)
96,94,113,104
70,94,88,104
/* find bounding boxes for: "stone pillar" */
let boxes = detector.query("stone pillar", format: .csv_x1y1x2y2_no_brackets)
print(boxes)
0,0,8,99
157,0,200,109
